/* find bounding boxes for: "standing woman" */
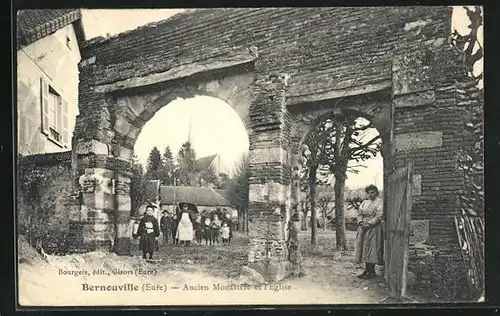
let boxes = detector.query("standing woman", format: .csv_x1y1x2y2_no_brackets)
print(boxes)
176,205,194,246
138,205,160,260
354,184,384,279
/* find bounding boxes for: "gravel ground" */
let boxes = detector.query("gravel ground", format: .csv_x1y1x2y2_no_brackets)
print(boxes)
18,230,390,306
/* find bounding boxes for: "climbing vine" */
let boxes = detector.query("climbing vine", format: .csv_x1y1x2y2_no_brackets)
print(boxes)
17,158,73,254
451,6,484,218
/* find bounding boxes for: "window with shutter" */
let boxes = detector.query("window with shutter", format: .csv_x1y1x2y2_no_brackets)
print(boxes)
40,78,50,135
56,96,63,139
62,99,69,146
41,78,66,147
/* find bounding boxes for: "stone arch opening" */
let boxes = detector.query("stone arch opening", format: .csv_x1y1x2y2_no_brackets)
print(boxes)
131,94,250,221
111,64,255,164
133,95,250,174
286,89,392,229
73,63,256,254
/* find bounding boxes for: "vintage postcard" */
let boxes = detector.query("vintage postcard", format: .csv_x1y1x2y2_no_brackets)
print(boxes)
16,7,484,307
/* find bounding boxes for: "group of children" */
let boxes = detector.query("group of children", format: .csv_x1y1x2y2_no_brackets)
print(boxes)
159,208,233,246
133,204,303,278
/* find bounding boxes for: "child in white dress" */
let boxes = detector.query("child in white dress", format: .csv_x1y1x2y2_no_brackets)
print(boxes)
221,222,230,245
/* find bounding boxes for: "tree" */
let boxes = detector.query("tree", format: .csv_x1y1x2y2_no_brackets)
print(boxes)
227,154,250,233
319,115,381,250
218,173,230,189
301,119,329,246
451,6,484,300
317,193,333,231
176,141,197,186
452,6,484,218
162,146,175,185
130,155,157,216
198,165,219,187
345,196,364,212
452,6,483,88
145,146,165,182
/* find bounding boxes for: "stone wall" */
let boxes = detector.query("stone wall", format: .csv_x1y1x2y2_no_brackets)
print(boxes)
79,7,452,102
17,151,78,254
73,7,473,282
391,47,468,254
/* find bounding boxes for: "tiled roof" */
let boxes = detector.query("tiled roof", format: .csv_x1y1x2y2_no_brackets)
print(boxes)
17,9,83,48
195,154,217,171
214,189,231,201
160,186,231,207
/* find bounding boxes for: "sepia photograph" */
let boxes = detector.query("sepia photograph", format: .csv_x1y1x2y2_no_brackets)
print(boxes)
15,6,484,307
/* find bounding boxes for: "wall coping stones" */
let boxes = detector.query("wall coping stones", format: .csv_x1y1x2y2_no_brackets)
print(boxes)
286,80,392,106
19,151,72,166
93,46,259,93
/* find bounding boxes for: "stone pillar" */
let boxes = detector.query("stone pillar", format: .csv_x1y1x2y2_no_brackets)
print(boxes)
114,174,133,255
72,57,136,254
247,73,291,281
77,166,116,252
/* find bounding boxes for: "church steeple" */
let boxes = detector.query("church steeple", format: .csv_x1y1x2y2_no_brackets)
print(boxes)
187,114,193,144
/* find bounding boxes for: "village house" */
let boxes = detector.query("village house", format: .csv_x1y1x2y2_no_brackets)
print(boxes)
17,9,85,156
158,185,236,217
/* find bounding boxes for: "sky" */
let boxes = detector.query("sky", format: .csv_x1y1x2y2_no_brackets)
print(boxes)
133,96,249,176
80,7,482,188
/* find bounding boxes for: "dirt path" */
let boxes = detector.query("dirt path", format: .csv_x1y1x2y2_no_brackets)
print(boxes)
19,257,386,306
18,233,388,306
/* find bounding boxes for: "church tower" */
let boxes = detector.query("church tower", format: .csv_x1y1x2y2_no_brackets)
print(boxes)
187,114,193,144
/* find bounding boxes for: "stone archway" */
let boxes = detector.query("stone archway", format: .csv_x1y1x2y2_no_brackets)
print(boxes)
72,61,256,254
287,89,392,219
71,7,471,283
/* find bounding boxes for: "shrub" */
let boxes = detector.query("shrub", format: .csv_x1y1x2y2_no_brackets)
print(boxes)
419,252,472,302
17,160,73,255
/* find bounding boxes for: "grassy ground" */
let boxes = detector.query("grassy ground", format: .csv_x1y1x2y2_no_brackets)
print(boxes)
131,228,389,303
132,230,359,279
131,234,250,279
18,231,390,305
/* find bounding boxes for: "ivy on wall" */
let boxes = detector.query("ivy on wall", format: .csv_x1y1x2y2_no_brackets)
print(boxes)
451,6,484,218
17,157,73,255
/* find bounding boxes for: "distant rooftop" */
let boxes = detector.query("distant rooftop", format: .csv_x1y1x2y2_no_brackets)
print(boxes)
160,185,231,207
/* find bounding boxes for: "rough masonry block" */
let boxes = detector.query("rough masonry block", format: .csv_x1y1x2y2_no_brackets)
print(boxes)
393,132,443,151
393,51,434,96
248,182,288,204
116,146,134,161
115,115,132,135
410,219,430,245
82,192,115,211
412,174,422,196
393,90,435,108
249,147,287,164
76,140,109,155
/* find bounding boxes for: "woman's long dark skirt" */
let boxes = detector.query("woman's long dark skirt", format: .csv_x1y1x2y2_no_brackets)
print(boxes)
354,223,384,265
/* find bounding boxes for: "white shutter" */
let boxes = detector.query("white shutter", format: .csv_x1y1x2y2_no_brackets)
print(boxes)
56,96,62,138
62,99,69,146
40,78,49,135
